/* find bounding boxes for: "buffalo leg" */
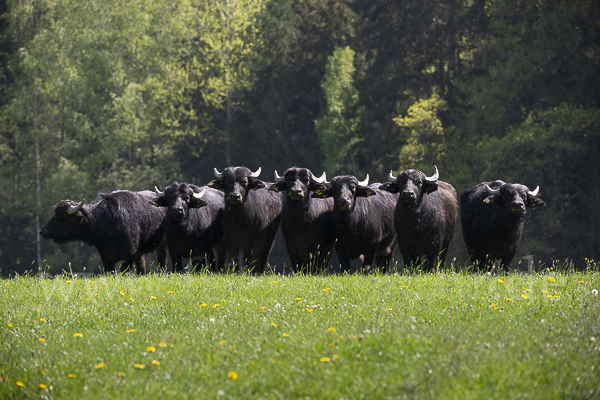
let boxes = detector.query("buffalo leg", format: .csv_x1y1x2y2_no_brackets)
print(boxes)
100,255,116,274
215,242,227,273
156,245,168,273
335,244,351,274
135,254,146,275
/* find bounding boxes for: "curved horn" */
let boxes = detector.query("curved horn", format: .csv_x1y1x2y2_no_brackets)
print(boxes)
213,168,224,180
154,186,165,198
310,171,327,184
357,174,369,187
250,167,262,178
425,165,439,183
193,188,207,200
485,184,501,195
527,186,540,197
388,170,397,182
274,170,285,183
67,201,84,214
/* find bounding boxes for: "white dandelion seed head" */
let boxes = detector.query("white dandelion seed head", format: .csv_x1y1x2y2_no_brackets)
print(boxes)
592,289,598,296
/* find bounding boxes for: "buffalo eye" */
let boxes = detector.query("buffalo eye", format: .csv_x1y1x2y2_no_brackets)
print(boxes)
350,184,356,191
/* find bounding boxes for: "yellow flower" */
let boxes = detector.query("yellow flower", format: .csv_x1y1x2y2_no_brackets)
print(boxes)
118,372,125,376
213,304,219,309
498,279,504,283
147,346,156,352
333,354,339,360
67,280,71,283
159,343,168,348
578,281,584,284
320,357,331,362
74,332,83,338
95,363,105,370
129,298,134,302
151,296,157,300
134,364,144,369
16,381,24,387
522,294,528,299
38,384,47,389
200,303,206,307
547,295,553,298
491,302,496,307
39,338,45,342
271,323,277,327
219,340,227,345
386,308,393,311
40,318,45,322
403,286,408,289
306,308,313,313
328,327,336,333
283,333,290,338
127,329,135,333
228,371,239,380
542,290,548,294
167,291,173,294
119,291,124,296
95,293,100,296
505,298,512,302
8,323,13,327
548,276,556,283
151,360,160,366
5,282,9,286
68,374,75,378
260,306,265,310
295,298,302,301
323,288,330,292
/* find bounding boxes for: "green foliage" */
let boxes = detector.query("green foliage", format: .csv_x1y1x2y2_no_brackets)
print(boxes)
315,46,361,175
1,272,599,398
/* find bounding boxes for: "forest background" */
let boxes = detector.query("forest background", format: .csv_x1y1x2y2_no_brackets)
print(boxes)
0,0,598,275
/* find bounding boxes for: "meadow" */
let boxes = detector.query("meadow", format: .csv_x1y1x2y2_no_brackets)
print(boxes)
1,269,599,399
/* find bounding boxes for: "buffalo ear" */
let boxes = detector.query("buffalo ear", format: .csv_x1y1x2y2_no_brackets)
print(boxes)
483,195,498,204
356,186,376,198
268,181,286,193
379,182,398,194
526,196,546,209
150,197,168,207
250,179,266,191
207,180,225,190
75,211,89,224
190,198,208,209
424,181,439,195
311,183,331,198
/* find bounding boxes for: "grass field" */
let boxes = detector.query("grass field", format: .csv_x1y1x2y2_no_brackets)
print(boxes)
1,269,599,399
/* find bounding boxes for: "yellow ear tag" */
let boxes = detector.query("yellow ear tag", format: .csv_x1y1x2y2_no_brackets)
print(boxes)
273,187,279,192
80,217,85,224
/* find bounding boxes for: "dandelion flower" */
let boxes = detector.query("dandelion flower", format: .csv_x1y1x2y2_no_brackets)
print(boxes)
260,306,265,310
578,281,584,284
323,288,330,292
228,371,238,380
8,323,13,327
150,296,157,300
147,346,156,352
271,323,277,327
95,363,105,370
167,291,173,294
119,291,124,296
328,327,336,333
592,289,598,296
320,357,331,362
151,360,160,366
219,340,227,345
333,354,339,360
386,308,393,311
40,318,45,322
127,329,135,333
68,374,75,378
548,276,556,283
295,298,301,301
498,279,504,283
74,332,83,338
134,364,144,369
306,308,313,313
522,295,528,299
213,304,219,309
16,381,24,387
403,286,408,289
159,342,168,348
505,298,512,302
39,338,45,343
118,372,125,377
283,333,290,338
38,384,47,389
200,303,206,307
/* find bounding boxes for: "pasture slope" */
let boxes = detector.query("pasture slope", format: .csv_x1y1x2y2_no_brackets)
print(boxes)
1,269,599,399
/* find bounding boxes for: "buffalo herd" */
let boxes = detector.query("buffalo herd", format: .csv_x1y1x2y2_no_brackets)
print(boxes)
40,166,545,274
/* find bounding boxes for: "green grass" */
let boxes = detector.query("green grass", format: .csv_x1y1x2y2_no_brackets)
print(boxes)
1,271,599,399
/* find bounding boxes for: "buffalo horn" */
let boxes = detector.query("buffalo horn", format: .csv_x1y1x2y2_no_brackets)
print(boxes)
67,201,84,214
357,174,369,187
193,188,207,199
250,167,262,178
274,170,285,183
528,186,540,197
154,186,166,198
213,168,224,180
425,165,439,183
485,184,501,195
310,171,327,184
388,170,397,182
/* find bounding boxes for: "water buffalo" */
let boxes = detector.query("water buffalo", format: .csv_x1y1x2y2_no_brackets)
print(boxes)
312,174,398,273
40,190,167,274
207,166,282,274
461,180,546,270
381,166,458,272
152,182,226,273
268,167,334,274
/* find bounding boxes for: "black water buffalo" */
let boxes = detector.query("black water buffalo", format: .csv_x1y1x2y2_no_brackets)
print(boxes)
40,190,167,274
152,182,226,273
268,167,334,274
312,174,398,273
461,180,546,270
207,166,282,274
381,166,458,272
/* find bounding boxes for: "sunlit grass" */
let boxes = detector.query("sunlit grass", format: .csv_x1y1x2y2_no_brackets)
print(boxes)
1,269,599,399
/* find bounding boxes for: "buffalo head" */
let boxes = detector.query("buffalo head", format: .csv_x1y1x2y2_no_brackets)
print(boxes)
207,166,264,206
312,174,374,212
152,182,207,220
381,166,439,206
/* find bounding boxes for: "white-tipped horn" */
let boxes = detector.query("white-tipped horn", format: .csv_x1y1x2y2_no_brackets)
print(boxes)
388,170,397,182
357,174,369,187
193,188,207,199
250,167,262,178
154,186,165,198
485,184,501,195
528,186,540,197
425,165,439,182
310,171,327,184
214,168,224,180
67,201,84,214
274,170,285,183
